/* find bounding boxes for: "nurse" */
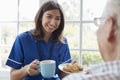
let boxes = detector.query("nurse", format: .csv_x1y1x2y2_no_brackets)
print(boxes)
6,0,71,80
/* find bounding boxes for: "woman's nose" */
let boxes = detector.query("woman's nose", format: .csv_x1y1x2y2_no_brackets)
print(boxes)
50,19,56,26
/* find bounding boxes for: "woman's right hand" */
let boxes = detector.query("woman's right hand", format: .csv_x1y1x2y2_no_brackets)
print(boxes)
10,59,40,80
25,59,40,76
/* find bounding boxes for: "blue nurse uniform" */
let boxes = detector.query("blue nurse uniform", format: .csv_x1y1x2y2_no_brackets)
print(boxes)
6,30,71,80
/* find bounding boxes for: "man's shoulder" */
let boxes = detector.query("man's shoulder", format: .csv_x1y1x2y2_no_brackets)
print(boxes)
63,61,120,80
90,61,120,72
63,70,120,80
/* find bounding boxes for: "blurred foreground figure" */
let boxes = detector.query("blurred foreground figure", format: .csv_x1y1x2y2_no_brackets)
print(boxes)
63,0,120,80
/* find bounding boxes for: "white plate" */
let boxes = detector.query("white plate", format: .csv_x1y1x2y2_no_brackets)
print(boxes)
58,63,83,74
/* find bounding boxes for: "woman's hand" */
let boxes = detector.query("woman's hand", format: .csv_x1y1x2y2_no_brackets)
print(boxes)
71,60,77,64
25,59,40,76
10,59,40,80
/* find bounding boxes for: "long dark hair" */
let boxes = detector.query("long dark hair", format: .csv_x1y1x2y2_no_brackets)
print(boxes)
31,0,65,43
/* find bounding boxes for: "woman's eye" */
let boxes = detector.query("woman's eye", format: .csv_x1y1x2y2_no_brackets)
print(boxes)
56,18,60,20
47,16,52,19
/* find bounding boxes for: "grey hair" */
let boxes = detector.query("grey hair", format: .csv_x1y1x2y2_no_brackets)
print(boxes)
102,0,120,29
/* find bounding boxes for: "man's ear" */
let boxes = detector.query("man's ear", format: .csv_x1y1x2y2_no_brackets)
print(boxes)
107,17,116,42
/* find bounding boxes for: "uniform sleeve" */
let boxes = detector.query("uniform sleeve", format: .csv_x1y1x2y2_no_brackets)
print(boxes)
6,35,24,69
62,37,71,63
55,38,71,77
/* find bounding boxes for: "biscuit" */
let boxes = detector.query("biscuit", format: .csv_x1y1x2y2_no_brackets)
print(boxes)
63,63,83,73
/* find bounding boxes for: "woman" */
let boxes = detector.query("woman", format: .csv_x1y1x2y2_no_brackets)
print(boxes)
6,0,71,80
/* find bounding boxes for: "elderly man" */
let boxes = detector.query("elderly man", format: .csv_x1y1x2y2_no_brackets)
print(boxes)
63,0,120,80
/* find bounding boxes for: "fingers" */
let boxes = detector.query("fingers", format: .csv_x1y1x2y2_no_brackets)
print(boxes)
32,59,40,65
84,68,92,74
27,67,39,76
31,59,39,69
26,59,40,76
72,60,77,64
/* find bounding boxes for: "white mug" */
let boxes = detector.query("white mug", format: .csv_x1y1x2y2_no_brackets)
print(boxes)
39,60,56,78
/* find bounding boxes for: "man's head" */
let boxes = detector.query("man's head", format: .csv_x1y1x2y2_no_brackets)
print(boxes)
95,0,120,62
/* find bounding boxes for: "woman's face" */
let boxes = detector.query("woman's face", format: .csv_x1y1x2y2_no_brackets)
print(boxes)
42,9,61,34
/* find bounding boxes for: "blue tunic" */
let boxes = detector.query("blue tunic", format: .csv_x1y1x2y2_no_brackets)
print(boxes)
6,30,71,80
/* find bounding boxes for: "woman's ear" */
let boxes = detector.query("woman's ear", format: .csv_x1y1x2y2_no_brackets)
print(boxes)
107,17,116,42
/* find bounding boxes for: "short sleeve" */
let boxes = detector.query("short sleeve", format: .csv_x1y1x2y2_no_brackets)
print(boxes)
6,35,24,69
62,37,71,62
